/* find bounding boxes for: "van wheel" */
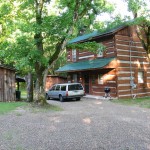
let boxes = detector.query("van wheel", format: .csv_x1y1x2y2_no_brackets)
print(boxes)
59,95,64,102
76,97,81,101
46,94,50,100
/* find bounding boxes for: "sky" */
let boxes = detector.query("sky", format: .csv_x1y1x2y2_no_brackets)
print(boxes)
98,0,150,21
97,0,133,21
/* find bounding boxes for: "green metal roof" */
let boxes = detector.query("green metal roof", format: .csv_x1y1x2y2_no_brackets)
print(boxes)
56,57,115,72
68,25,127,44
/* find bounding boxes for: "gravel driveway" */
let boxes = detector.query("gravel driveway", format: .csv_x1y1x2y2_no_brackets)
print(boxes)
0,98,150,150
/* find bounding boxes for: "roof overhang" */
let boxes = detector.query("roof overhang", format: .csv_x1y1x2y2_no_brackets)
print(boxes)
16,76,26,82
56,57,116,73
0,64,16,71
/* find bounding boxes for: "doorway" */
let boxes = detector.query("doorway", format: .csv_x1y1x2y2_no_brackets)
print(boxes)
84,74,89,94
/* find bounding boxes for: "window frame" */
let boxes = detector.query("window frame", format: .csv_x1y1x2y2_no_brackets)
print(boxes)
138,71,144,84
98,74,103,84
72,49,77,62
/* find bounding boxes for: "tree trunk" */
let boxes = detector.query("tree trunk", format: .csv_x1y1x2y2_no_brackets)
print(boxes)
26,73,33,102
34,70,47,105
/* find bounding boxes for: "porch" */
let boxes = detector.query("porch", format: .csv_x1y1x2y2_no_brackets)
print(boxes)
56,57,117,98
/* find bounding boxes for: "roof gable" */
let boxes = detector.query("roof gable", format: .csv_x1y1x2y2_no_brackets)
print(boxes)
68,25,127,44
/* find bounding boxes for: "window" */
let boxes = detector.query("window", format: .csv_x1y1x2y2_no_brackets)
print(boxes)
72,49,76,62
73,74,77,82
50,85,56,91
68,84,83,91
97,43,105,57
56,85,60,91
97,48,103,57
98,74,103,84
61,85,66,91
138,71,144,83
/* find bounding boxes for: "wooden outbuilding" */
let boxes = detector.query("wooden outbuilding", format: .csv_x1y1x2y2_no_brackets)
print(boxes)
0,64,16,101
45,75,67,91
57,25,150,99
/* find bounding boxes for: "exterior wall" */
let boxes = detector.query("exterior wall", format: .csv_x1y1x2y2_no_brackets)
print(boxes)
66,26,150,99
97,37,116,58
67,37,116,62
45,75,67,91
115,26,150,98
0,67,16,102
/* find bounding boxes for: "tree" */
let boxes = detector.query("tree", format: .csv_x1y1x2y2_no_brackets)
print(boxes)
1,0,113,105
125,0,150,56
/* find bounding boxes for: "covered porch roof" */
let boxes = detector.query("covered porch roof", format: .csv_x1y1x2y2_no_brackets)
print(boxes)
56,57,115,72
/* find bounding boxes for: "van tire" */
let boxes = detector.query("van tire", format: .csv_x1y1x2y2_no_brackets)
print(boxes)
59,95,64,102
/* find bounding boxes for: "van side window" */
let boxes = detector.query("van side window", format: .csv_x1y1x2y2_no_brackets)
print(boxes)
61,85,66,91
51,85,56,91
56,85,60,91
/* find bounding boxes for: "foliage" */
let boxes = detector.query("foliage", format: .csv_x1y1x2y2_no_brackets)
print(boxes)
125,0,150,55
67,41,101,54
0,0,114,103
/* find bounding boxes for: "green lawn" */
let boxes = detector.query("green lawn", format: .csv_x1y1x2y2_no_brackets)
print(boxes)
0,101,63,115
0,102,27,115
112,97,150,108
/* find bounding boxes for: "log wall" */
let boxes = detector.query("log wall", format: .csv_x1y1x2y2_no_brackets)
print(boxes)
67,37,116,62
115,27,150,98
66,26,150,99
90,69,117,97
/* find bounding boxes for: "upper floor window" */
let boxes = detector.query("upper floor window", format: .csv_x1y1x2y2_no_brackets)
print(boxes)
72,49,76,62
97,48,103,57
97,43,105,57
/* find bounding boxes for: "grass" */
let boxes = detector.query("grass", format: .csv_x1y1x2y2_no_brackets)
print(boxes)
0,102,27,115
0,101,63,115
112,97,150,108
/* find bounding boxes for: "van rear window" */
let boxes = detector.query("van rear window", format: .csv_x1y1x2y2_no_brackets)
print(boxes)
68,84,83,91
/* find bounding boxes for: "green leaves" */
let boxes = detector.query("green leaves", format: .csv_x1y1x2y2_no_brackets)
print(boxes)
67,41,103,54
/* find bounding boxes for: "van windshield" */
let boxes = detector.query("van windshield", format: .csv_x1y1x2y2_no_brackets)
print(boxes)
68,84,83,91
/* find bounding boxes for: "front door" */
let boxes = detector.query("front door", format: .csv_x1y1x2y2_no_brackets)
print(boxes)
84,74,89,94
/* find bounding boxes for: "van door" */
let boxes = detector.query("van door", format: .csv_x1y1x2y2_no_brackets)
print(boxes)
55,85,60,98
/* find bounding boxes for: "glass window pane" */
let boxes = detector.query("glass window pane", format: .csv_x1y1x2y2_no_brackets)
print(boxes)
98,74,103,84
68,84,83,91
138,71,144,83
72,49,76,61
61,85,66,91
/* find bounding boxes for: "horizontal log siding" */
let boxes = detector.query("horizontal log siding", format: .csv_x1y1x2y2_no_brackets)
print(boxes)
78,51,95,60
115,33,150,98
91,70,117,97
103,39,116,58
70,38,117,62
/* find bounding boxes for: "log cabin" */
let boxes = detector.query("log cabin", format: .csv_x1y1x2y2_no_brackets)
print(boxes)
0,64,16,101
56,25,150,99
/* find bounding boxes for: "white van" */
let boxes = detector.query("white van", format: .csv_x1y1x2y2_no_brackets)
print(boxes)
46,83,85,102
